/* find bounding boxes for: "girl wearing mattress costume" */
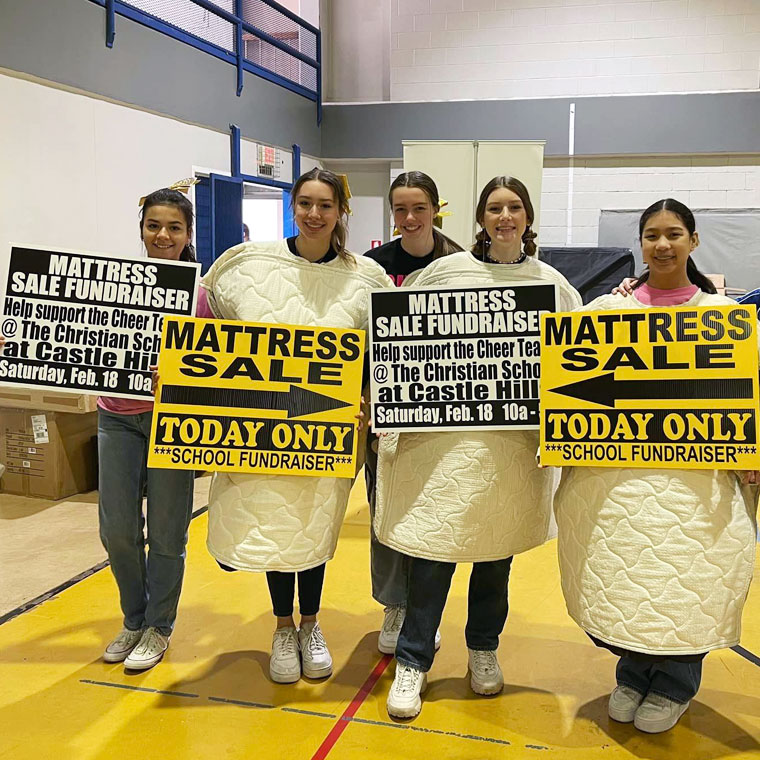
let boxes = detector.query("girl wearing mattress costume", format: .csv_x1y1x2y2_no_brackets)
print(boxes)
373,176,582,719
201,169,392,684
554,199,759,733
362,171,463,656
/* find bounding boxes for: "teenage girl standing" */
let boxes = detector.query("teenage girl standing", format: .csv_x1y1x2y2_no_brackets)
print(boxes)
555,198,759,733
363,171,462,654
99,186,211,670
203,169,392,684
374,176,582,718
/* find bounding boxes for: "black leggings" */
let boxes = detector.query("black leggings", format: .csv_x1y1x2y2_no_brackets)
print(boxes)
266,563,326,617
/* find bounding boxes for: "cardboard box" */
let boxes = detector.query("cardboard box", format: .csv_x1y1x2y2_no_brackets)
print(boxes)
0,409,97,500
0,387,98,414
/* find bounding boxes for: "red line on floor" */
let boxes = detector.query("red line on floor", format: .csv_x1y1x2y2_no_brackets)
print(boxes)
310,653,393,760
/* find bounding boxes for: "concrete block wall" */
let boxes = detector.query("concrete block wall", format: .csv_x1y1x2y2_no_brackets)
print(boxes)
391,0,760,100
538,155,760,246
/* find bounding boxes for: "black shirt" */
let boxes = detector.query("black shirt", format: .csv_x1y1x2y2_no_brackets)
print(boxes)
364,238,434,285
286,236,338,263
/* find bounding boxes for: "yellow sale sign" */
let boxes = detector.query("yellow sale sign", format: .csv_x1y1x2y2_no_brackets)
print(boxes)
148,317,365,478
540,304,760,469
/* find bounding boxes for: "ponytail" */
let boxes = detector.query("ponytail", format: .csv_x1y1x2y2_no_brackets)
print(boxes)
432,228,464,259
522,226,537,257
471,228,491,260
686,257,717,293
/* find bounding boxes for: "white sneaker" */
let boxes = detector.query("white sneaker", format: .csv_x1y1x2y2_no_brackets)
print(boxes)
634,693,690,733
387,663,427,719
378,607,442,654
467,648,504,695
103,627,143,663
124,627,169,670
299,622,333,679
378,607,405,654
270,626,301,683
608,685,644,723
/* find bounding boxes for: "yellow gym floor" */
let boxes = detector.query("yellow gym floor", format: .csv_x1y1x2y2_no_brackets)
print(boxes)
1,480,758,760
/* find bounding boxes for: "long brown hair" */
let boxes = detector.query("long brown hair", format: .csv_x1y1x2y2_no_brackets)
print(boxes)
389,171,463,259
291,168,351,262
632,198,716,293
472,176,537,260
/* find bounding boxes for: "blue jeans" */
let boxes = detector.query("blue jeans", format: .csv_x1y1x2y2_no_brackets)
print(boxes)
98,409,194,636
616,653,704,704
365,437,409,607
396,556,513,672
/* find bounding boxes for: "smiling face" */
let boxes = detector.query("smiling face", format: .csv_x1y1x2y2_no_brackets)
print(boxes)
293,180,339,244
481,187,528,255
141,204,191,260
641,210,698,281
391,186,436,247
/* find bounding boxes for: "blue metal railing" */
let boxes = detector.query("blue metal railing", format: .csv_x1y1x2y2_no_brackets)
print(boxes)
91,0,320,113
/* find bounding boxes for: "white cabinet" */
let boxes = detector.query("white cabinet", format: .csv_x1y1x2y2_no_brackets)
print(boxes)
402,140,545,252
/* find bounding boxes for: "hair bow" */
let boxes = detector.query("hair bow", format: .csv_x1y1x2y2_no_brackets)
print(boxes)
433,198,452,229
139,177,200,206
336,173,353,215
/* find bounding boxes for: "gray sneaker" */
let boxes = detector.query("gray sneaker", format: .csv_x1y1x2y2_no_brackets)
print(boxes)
378,607,405,654
634,693,690,733
378,607,441,655
608,685,644,723
124,627,169,670
467,648,503,695
103,627,143,663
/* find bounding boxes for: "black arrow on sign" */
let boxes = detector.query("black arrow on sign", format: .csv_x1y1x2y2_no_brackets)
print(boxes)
161,384,351,419
550,372,754,408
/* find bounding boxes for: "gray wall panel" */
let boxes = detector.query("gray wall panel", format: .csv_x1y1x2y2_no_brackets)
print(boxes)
0,0,320,155
321,99,572,159
575,93,760,156
322,93,760,159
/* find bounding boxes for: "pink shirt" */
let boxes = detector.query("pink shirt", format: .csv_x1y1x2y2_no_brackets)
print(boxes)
635,282,699,307
98,286,213,415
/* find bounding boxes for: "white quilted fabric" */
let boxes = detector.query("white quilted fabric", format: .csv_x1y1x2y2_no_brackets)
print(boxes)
374,252,583,562
555,290,759,654
202,240,392,572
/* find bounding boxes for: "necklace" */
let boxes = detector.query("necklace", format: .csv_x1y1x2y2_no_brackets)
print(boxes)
485,249,527,265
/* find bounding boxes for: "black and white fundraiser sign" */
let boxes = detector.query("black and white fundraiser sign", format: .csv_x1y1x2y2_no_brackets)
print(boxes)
369,283,558,432
0,246,200,399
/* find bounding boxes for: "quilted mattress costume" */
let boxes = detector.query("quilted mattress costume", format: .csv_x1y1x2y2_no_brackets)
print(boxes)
555,290,759,655
374,251,583,562
203,240,392,572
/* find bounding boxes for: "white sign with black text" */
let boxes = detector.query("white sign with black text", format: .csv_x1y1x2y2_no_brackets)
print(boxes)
369,282,558,432
0,245,200,400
